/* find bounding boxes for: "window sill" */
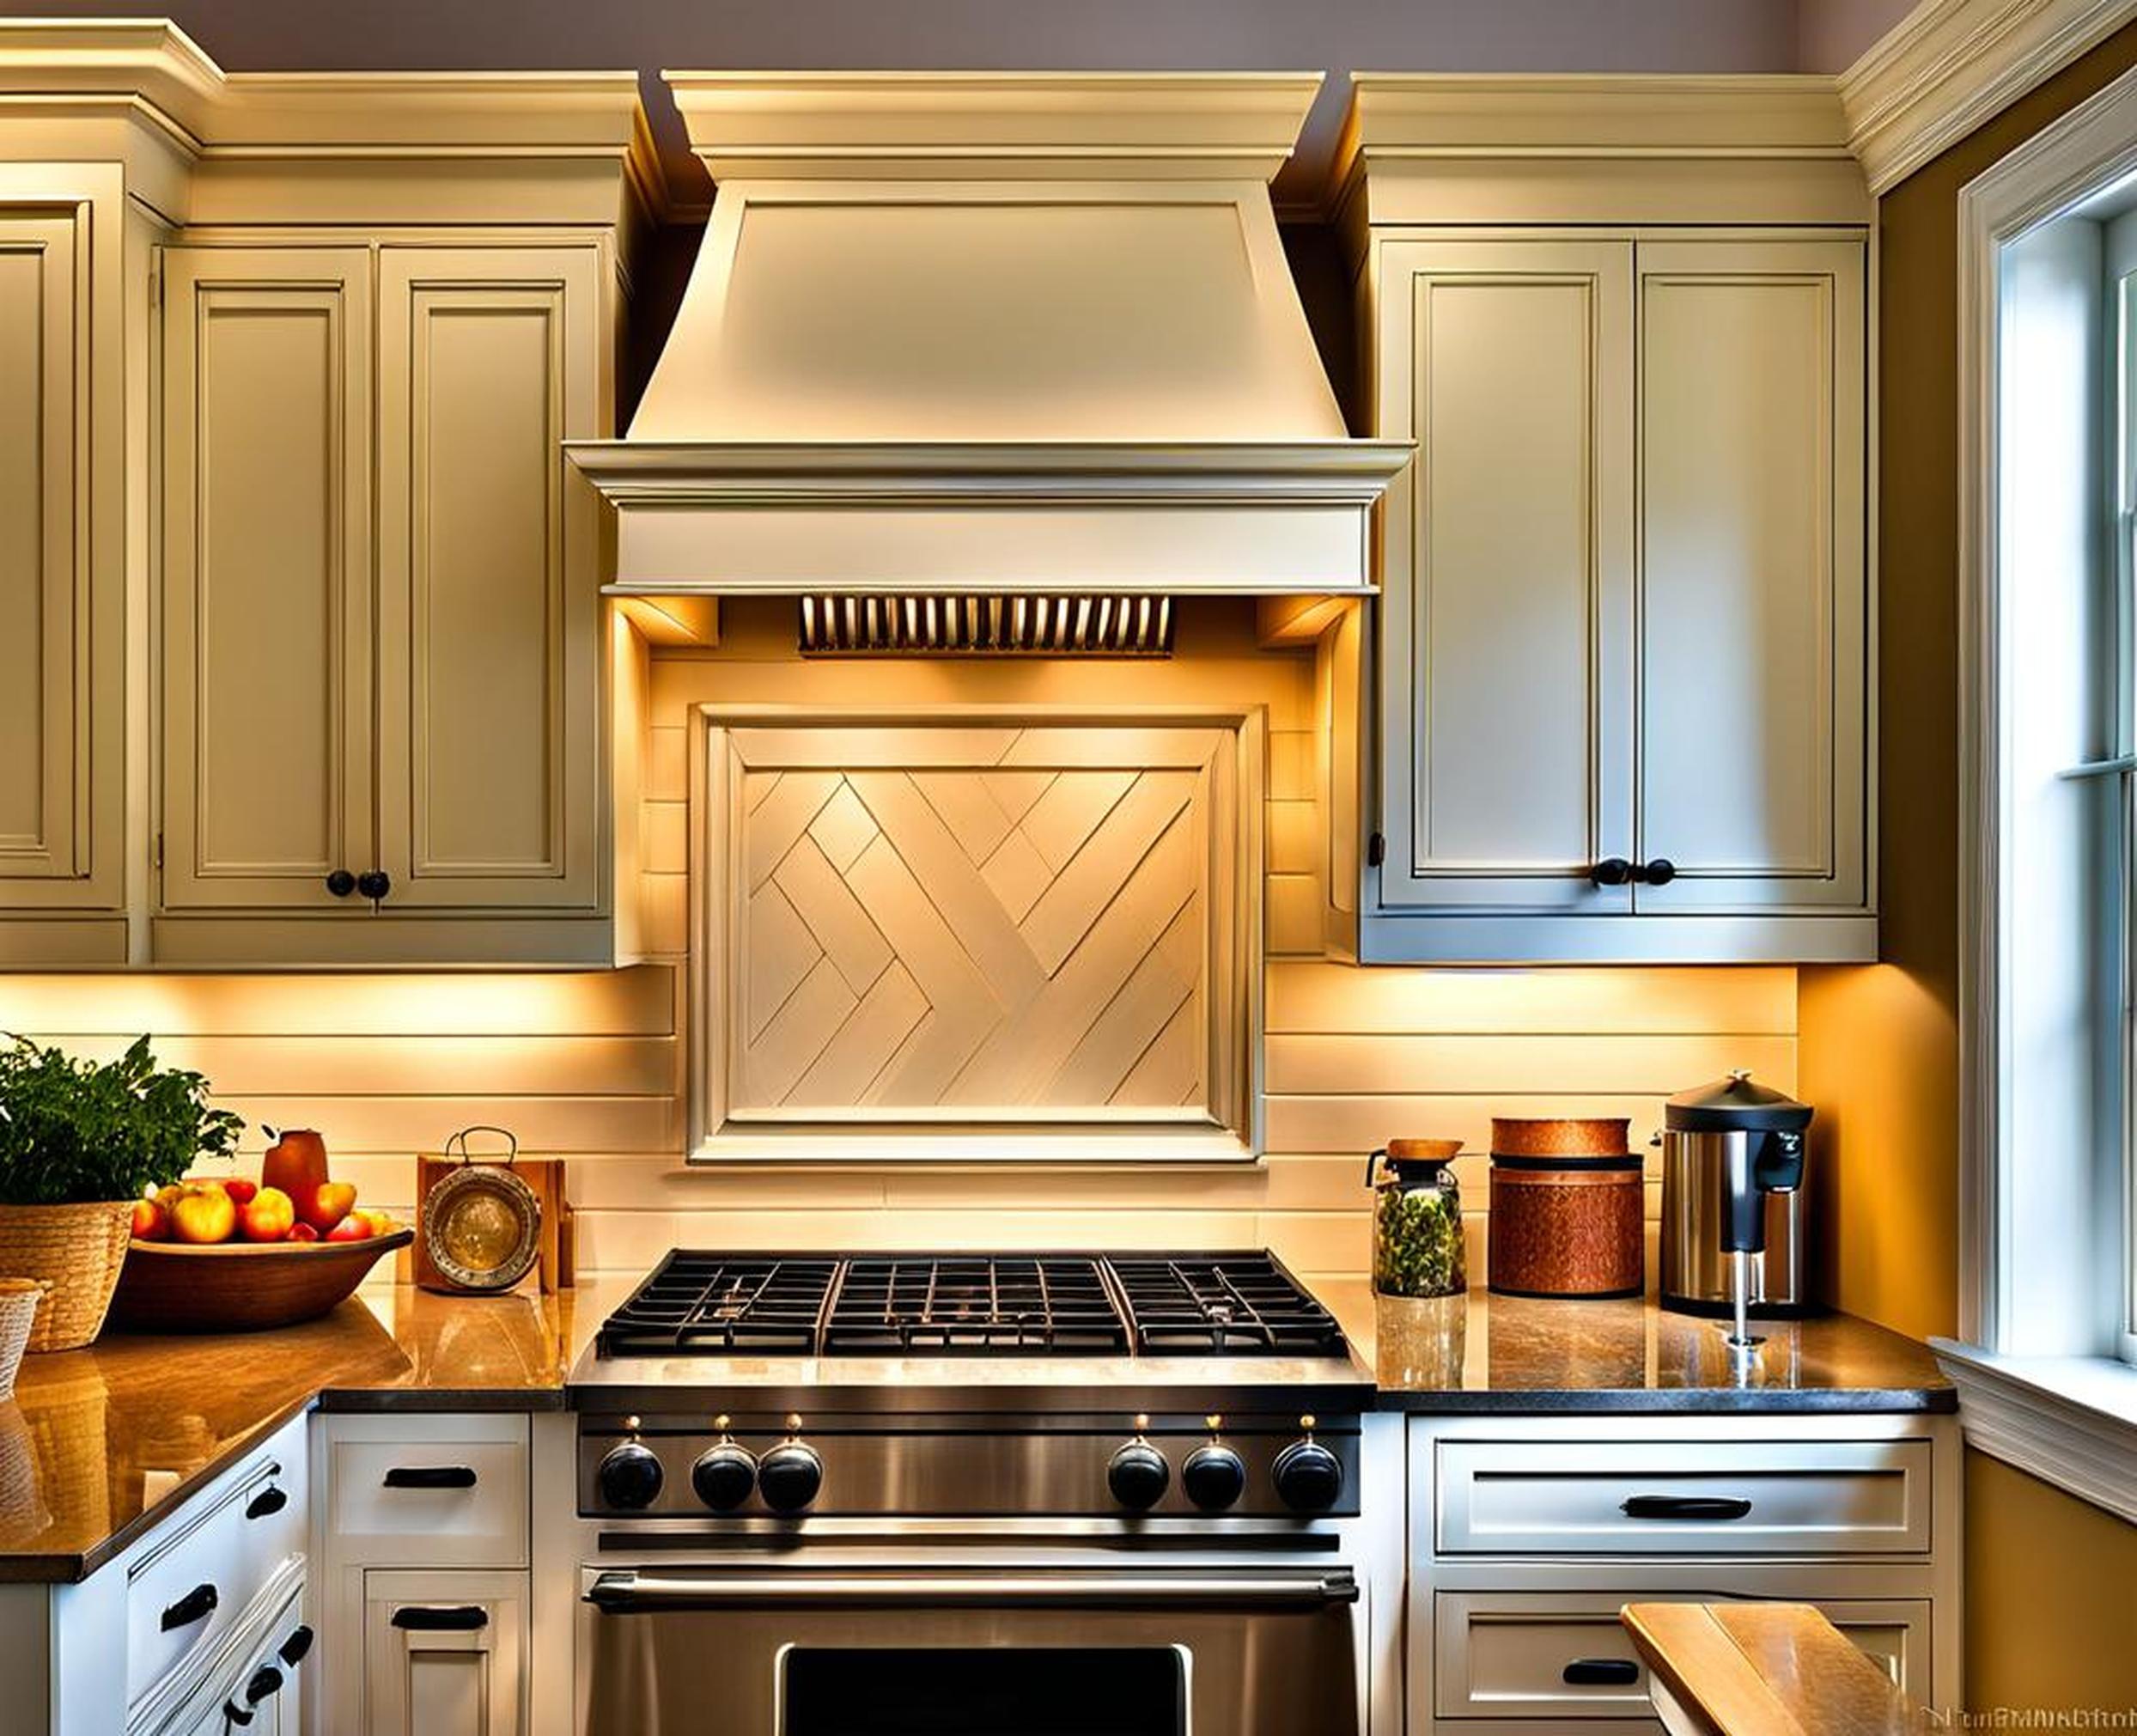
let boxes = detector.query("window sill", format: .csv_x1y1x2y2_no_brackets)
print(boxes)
1929,1338,2137,1525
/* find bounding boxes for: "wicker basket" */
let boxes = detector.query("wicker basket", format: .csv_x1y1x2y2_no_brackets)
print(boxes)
0,1201,136,1351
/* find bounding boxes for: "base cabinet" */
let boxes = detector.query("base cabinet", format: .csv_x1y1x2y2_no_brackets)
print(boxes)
362,1571,527,1736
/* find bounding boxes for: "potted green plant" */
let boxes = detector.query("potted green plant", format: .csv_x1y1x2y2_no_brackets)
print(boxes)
0,1036,242,1350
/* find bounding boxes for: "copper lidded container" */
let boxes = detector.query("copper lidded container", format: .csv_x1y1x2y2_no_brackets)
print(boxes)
1486,1117,1644,1299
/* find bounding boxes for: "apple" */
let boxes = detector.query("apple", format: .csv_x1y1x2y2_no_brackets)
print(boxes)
168,1185,237,1246
324,1214,374,1243
353,1209,398,1237
286,1222,320,1243
261,1127,330,1203
297,1180,358,1236
221,1178,259,1208
237,1186,295,1244
131,1197,169,1241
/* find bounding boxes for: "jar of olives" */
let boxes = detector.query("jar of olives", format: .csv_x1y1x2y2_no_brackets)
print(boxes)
1367,1139,1468,1299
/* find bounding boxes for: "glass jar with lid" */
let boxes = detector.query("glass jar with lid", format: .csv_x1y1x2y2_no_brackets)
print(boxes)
1366,1138,1468,1299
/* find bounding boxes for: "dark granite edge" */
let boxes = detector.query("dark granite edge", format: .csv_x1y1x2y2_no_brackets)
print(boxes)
312,1385,567,1415
1373,1386,1957,1414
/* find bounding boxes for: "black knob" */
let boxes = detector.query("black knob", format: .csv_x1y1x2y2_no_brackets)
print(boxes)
758,1440,824,1514
1107,1439,1172,1512
1271,1438,1345,1513
356,869,391,901
1182,1442,1247,1512
691,1440,758,1512
278,1626,314,1667
596,1441,663,1510
325,870,356,898
1641,856,1677,886
1589,857,1633,888
244,1666,283,1706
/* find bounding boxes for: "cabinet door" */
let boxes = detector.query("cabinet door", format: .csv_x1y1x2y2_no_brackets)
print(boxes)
161,247,373,910
1374,238,1635,911
363,1570,525,1736
1633,237,1866,912
375,246,603,912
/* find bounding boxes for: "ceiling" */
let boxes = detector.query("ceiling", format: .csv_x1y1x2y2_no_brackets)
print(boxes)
0,0,1914,209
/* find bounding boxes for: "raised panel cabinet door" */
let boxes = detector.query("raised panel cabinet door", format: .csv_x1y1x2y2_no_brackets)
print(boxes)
1633,236,1867,912
375,247,604,912
0,209,88,887
363,1570,526,1736
160,247,374,910
1374,237,1635,912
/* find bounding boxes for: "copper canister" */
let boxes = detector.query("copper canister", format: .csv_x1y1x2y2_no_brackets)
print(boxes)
1486,1116,1645,1299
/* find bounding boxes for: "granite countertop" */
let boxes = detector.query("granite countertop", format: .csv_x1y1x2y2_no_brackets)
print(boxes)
1317,1277,1956,1413
0,1283,575,1582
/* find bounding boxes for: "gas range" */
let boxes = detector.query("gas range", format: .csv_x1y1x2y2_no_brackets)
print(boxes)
569,1250,1372,1521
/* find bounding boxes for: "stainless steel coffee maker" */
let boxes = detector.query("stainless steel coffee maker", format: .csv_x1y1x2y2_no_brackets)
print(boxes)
1658,1072,1813,1343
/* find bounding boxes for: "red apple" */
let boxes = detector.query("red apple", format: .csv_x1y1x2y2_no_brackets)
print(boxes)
131,1197,169,1241
324,1214,374,1243
221,1178,259,1208
237,1186,295,1243
286,1222,320,1243
297,1180,358,1235
261,1128,330,1202
168,1185,237,1246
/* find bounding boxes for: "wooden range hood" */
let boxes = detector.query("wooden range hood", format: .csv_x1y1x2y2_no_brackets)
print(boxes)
569,71,1410,600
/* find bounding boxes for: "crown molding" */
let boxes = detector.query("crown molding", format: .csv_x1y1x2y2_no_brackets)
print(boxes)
1841,0,2137,194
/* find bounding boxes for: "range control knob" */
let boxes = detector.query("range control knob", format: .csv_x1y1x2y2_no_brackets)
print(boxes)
597,1428,663,1511
1182,1416,1247,1513
691,1416,758,1512
1107,1416,1171,1512
1271,1416,1344,1514
757,1416,823,1515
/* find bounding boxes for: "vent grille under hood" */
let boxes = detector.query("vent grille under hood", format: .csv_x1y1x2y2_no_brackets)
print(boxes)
569,73,1409,600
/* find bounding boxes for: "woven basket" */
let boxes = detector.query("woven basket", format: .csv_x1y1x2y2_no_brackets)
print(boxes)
0,1201,135,1351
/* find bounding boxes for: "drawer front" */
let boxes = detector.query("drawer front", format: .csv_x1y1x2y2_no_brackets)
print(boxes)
1433,1592,1928,1721
126,1419,307,1713
154,1566,309,1736
1436,1438,1933,1556
324,1415,528,1568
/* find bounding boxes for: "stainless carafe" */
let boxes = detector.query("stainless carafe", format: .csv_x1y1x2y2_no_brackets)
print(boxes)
1658,1072,1813,1334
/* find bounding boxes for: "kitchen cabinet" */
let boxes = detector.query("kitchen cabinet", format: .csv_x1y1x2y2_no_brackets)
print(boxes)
157,242,613,965
1336,76,1876,964
0,174,130,965
362,1571,527,1736
1404,1413,1960,1736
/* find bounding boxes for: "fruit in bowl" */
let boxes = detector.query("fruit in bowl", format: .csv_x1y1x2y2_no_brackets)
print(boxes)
168,1183,237,1246
237,1186,295,1243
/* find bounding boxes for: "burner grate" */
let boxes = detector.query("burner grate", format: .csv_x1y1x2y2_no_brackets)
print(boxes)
1108,1252,1347,1356
594,1253,838,1356
824,1256,1130,1353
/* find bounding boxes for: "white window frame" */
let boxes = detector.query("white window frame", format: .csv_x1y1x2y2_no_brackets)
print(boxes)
1947,55,2137,1520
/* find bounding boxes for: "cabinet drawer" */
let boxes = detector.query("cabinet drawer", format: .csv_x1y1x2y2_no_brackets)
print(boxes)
1436,1437,1933,1556
362,1568,527,1736
324,1415,528,1568
1433,1592,1927,1721
153,1565,310,1736
126,1420,307,1713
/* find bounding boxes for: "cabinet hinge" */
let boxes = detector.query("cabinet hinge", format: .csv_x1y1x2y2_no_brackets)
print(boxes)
154,831,163,871
1367,831,1385,868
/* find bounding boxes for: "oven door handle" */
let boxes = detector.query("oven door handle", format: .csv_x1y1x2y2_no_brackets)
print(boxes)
584,1568,1359,1612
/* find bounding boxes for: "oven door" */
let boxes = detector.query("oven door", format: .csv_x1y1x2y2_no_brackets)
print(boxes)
581,1563,1363,1735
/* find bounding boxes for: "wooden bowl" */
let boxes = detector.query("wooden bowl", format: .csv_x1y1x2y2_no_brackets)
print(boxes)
107,1229,413,1334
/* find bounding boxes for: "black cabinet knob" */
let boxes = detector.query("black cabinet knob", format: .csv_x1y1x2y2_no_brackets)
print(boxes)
1106,1439,1172,1512
1270,1438,1344,1513
161,1581,219,1631
1181,1443,1247,1512
596,1441,664,1510
758,1441,824,1514
1641,856,1677,886
356,869,391,901
691,1441,758,1513
244,1665,283,1705
1589,857,1633,888
325,870,357,898
245,1485,288,1520
277,1625,314,1667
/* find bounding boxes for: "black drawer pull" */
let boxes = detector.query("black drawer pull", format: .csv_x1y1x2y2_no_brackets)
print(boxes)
278,1624,314,1666
1563,1658,1641,1686
1621,1494,1754,1522
244,1665,283,1705
392,1605,490,1632
245,1485,288,1520
161,1581,219,1631
382,1465,478,1490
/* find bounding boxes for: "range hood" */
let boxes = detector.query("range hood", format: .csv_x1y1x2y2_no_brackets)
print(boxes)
569,72,1409,598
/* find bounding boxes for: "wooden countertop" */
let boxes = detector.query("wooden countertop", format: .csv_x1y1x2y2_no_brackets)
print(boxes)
1623,1603,1935,1736
0,1283,577,1582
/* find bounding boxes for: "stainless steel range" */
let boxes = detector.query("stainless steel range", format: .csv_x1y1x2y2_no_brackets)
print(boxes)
567,1250,1387,1735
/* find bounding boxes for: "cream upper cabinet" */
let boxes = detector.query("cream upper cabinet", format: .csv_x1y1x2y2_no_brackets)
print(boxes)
158,242,614,965
1363,228,1870,963
0,181,126,964
160,247,374,912
375,247,602,913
